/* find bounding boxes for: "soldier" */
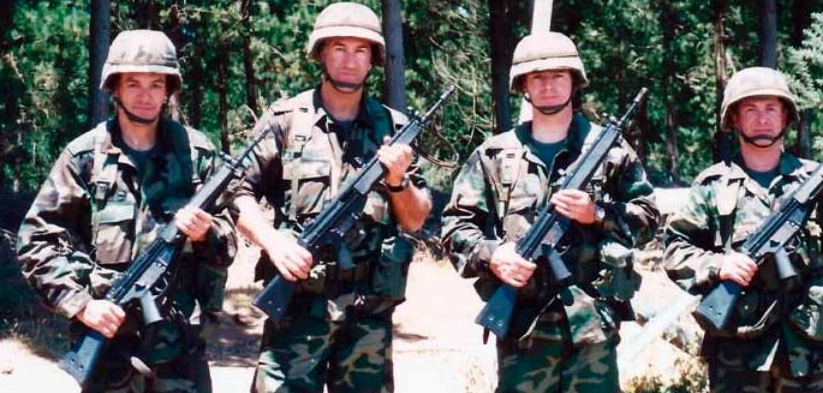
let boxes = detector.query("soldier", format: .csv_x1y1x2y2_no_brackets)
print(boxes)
441,32,660,393
665,67,823,392
233,3,432,392
16,30,237,392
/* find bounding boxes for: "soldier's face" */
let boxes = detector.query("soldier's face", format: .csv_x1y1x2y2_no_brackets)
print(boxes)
523,70,573,107
114,73,167,121
320,37,373,90
732,96,788,148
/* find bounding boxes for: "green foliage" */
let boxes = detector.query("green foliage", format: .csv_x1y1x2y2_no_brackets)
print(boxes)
787,12,823,110
2,0,90,191
3,0,823,192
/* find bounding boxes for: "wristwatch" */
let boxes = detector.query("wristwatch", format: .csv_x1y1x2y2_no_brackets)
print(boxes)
387,174,410,193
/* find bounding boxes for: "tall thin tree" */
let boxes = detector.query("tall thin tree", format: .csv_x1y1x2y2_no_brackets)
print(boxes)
658,0,680,182
382,0,406,111
240,0,260,115
89,0,111,127
216,50,230,153
488,0,514,134
792,0,813,158
758,0,778,68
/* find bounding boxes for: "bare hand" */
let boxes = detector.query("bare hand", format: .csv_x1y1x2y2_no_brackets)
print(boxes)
262,232,313,282
551,189,596,225
377,136,413,187
490,242,536,288
76,299,126,338
718,252,758,287
175,207,213,242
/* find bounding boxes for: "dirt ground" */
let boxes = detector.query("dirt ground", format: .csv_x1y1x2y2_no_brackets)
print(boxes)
0,241,703,393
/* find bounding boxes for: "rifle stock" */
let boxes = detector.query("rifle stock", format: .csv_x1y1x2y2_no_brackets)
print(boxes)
253,86,457,321
475,88,649,338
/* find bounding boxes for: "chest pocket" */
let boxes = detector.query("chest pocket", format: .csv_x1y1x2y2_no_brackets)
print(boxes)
491,148,540,242
93,195,137,265
282,157,332,221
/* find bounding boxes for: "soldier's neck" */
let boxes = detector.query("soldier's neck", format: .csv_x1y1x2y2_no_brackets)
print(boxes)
740,142,782,173
530,106,572,143
117,114,158,151
320,81,362,122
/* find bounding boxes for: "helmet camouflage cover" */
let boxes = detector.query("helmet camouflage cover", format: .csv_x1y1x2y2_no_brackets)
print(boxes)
509,32,588,93
306,2,385,65
100,29,182,94
720,66,799,131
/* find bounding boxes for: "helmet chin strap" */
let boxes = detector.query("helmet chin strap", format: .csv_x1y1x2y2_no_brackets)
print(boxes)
739,128,785,148
524,93,572,115
113,97,163,125
322,64,367,93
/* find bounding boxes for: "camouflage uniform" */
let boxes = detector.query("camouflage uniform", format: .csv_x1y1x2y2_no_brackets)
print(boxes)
239,86,423,393
664,67,823,393
441,32,659,393
16,30,237,393
236,4,427,392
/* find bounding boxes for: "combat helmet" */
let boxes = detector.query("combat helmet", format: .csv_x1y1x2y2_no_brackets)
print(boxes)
306,2,385,65
509,32,588,93
100,30,182,94
720,67,799,131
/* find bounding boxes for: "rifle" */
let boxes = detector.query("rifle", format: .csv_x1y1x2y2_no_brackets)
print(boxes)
253,85,457,321
692,163,822,332
59,122,275,388
475,88,649,339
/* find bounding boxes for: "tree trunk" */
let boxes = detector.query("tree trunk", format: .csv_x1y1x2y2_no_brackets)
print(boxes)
133,0,159,29
635,95,649,164
217,51,230,153
712,0,728,161
184,13,204,128
166,0,184,122
792,0,813,158
88,0,111,127
240,0,260,115
381,0,406,111
488,0,514,134
0,0,19,190
658,0,680,183
758,0,778,68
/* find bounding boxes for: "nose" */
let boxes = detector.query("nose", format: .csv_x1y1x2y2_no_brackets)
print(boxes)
756,111,771,124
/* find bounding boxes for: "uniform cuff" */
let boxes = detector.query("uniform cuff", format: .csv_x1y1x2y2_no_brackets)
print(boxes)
471,239,502,272
56,289,94,319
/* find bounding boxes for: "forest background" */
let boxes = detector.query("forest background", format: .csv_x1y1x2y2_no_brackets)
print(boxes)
3,2,823,390
5,0,823,194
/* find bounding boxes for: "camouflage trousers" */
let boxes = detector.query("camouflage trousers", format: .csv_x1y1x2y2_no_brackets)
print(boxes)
252,308,394,393
495,319,619,393
709,362,823,392
78,323,211,393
